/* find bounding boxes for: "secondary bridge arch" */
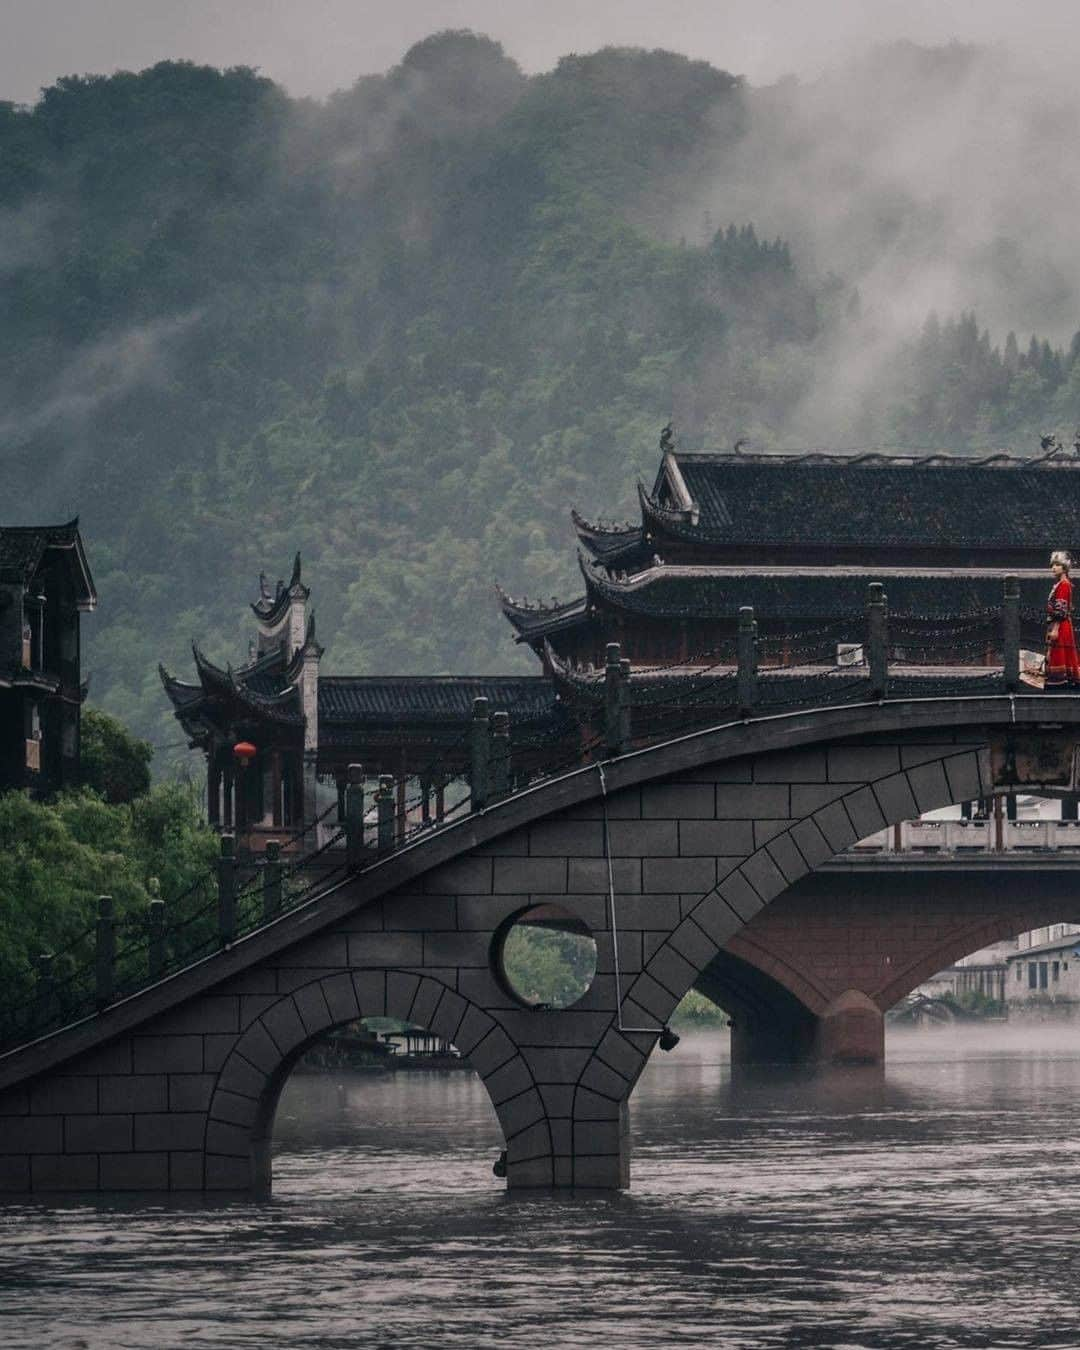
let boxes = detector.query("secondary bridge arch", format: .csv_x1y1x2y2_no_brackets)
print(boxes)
3,693,1080,1196
206,969,535,1197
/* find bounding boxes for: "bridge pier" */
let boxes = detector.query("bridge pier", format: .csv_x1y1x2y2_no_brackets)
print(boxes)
815,990,884,1066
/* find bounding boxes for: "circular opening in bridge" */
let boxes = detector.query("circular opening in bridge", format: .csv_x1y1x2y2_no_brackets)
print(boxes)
496,904,598,1010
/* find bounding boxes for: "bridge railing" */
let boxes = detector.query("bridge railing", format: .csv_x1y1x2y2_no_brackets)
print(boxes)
0,576,1061,1056
846,818,1080,855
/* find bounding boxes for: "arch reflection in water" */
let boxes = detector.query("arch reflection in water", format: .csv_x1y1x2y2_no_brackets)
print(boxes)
274,1054,503,1196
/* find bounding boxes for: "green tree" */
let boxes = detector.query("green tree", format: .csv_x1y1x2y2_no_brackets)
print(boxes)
80,707,153,803
0,785,217,1024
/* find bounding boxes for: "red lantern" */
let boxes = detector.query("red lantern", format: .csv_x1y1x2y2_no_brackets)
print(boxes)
233,740,257,768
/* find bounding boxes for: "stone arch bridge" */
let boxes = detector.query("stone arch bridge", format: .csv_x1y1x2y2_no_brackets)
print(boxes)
4,694,1080,1197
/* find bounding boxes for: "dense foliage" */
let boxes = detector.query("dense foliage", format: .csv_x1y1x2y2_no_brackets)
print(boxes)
3,36,1078,771
0,784,218,1015
501,922,598,1009
80,707,153,803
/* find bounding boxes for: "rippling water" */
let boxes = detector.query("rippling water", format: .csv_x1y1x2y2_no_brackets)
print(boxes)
5,1026,1080,1348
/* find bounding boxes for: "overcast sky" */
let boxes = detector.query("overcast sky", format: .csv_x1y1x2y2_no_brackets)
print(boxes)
3,0,1079,105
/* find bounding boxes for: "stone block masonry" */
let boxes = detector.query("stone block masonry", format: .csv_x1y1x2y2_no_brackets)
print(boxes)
0,710,1038,1196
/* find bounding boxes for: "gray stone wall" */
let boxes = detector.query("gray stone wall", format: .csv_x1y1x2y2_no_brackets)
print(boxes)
0,727,995,1196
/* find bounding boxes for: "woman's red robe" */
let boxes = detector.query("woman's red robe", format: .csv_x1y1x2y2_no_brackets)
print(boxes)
1046,575,1080,687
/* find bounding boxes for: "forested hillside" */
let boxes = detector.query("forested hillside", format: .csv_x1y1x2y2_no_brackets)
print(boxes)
3,33,1080,764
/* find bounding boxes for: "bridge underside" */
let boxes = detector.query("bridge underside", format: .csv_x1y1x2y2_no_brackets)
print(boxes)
712,866,1080,1066
3,702,1080,1198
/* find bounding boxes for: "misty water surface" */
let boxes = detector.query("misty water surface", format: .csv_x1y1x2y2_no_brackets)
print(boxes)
4,1025,1080,1349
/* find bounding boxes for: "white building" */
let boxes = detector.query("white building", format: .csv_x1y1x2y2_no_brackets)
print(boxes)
1004,933,1080,1016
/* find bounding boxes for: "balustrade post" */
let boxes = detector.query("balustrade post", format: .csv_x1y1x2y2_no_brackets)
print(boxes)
344,763,365,869
605,643,628,756
262,839,283,921
95,895,115,1010
470,697,490,811
377,775,395,852
217,832,236,948
490,711,511,801
737,606,758,716
619,657,633,749
867,583,888,698
1003,574,1020,691
148,891,165,981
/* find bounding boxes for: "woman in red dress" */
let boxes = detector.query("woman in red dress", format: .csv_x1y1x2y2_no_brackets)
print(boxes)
1045,551,1080,688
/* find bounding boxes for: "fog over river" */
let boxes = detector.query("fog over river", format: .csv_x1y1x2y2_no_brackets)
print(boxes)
4,1026,1080,1349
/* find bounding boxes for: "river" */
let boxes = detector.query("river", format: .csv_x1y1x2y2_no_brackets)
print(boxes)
4,1026,1080,1349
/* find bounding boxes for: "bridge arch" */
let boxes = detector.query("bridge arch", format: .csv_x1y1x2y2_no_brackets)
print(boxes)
8,697,1080,1196
204,970,537,1197
692,949,817,1065
586,739,988,1082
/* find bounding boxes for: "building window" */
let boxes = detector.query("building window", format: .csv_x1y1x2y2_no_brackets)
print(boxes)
1029,963,1038,989
1040,962,1049,990
1053,962,1061,982
23,702,41,773
1016,964,1023,982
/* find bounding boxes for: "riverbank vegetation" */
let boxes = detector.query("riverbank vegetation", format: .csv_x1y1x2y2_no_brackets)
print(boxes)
0,717,216,1010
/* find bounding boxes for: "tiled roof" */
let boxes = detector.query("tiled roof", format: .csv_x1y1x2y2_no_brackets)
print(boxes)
582,560,1052,621
570,509,644,565
1005,931,1080,960
0,520,96,604
319,676,557,722
250,553,308,623
497,586,590,640
648,451,1080,550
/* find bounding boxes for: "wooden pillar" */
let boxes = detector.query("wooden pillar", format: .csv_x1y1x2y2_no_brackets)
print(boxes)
435,775,446,824
271,750,283,829
395,772,407,844
222,762,234,830
421,778,431,826
737,608,757,716
994,793,1004,851
234,761,247,834
207,753,221,826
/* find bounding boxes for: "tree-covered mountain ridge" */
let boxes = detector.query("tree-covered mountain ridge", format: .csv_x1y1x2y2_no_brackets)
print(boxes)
3,33,1079,766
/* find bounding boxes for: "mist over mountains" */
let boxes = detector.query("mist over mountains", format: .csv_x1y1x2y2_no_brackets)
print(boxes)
2,32,1078,758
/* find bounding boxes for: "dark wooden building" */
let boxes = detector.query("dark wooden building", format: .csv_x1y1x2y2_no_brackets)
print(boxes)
160,556,576,850
0,520,96,796
164,439,1080,846
500,446,1077,673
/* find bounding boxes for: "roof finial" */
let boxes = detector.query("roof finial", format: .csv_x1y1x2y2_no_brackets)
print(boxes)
733,437,749,455
660,422,675,453
1041,431,1062,453
289,552,302,589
